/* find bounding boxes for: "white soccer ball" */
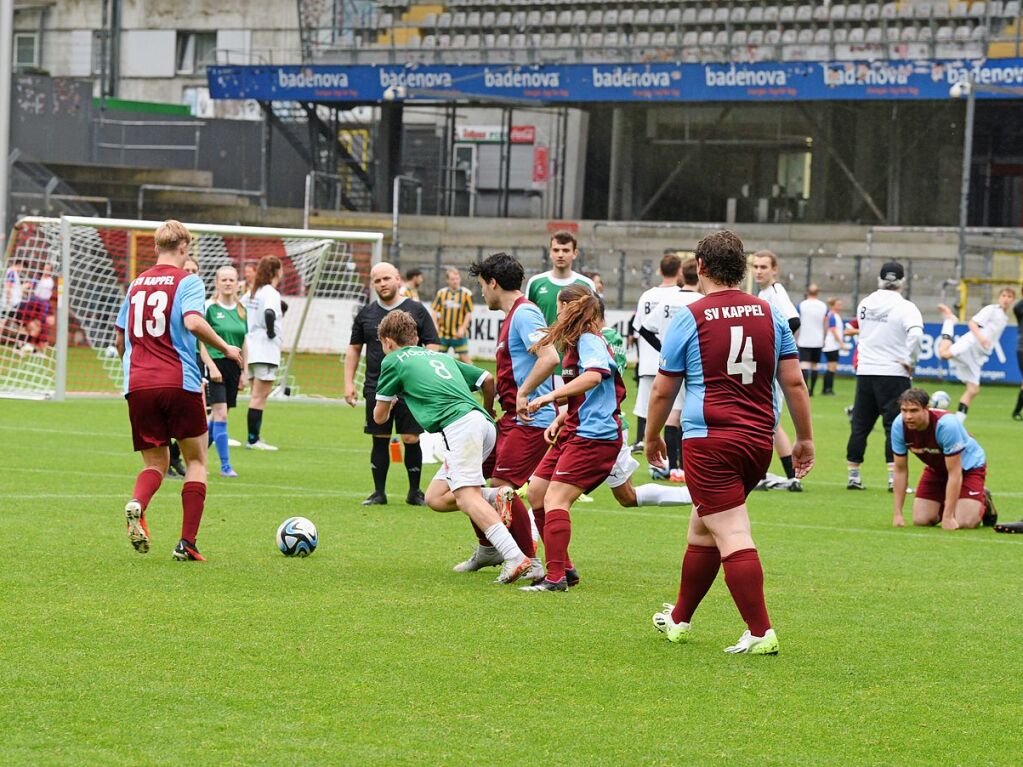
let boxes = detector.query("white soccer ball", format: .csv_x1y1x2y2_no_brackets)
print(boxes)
276,516,318,557
104,344,119,358
929,390,951,409
950,80,972,99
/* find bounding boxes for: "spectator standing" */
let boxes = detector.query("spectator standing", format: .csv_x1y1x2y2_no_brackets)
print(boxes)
401,268,424,300
821,297,849,396
431,267,474,363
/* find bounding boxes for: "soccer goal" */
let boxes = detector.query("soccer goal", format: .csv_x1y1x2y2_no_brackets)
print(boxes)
0,216,383,400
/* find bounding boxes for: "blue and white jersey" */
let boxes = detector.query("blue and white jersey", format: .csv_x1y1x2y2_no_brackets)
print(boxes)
561,331,626,441
891,410,986,473
115,266,206,395
495,296,555,428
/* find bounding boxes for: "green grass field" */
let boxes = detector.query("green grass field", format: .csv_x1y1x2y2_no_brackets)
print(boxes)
1,378,1021,765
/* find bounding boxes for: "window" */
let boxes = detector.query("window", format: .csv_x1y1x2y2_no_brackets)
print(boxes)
14,33,38,69
175,31,216,74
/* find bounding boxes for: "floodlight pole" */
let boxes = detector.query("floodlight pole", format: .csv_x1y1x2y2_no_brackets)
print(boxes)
956,73,976,287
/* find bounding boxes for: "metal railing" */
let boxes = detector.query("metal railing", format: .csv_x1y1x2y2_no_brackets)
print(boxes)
94,117,205,169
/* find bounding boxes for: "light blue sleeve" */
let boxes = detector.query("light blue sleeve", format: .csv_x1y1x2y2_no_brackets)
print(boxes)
935,414,968,456
115,293,129,330
513,304,547,350
659,306,696,375
178,274,207,317
891,416,907,455
578,332,610,376
773,306,798,358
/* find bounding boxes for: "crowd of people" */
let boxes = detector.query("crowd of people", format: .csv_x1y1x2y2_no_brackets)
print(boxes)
111,219,1022,648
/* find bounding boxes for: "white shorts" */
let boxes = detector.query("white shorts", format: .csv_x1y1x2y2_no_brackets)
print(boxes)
774,380,786,414
634,375,684,417
433,409,497,491
947,337,987,386
249,362,278,382
606,431,639,489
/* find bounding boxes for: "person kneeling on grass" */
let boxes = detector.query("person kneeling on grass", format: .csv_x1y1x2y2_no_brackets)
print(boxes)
373,309,533,585
891,387,997,530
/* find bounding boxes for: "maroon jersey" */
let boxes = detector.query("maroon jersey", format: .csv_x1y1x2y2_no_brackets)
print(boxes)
115,264,207,394
891,409,986,474
658,288,798,449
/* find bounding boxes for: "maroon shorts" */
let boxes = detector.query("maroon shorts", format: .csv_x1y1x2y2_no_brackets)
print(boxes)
126,387,208,452
488,417,550,488
916,465,987,507
682,436,774,516
532,432,621,493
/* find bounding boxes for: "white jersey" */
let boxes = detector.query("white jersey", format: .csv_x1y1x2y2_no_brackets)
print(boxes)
797,297,828,348
633,284,682,376
968,303,1009,354
642,287,703,343
854,289,923,377
243,284,284,365
822,311,844,353
758,282,798,322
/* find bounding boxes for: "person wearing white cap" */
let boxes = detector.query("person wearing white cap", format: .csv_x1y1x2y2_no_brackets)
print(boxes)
845,261,923,491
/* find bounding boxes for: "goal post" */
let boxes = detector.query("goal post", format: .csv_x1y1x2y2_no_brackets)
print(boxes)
1,216,383,401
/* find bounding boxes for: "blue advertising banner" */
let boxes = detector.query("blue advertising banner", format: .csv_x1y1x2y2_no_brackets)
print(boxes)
835,322,1021,385
208,59,1023,103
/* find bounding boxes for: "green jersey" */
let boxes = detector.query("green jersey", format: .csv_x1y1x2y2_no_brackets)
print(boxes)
602,326,627,372
376,347,492,433
525,271,597,326
204,301,247,359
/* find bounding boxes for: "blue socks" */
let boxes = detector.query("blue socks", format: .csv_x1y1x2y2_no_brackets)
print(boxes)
210,421,231,471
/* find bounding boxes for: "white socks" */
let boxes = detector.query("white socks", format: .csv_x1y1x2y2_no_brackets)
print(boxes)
485,522,524,563
635,483,693,506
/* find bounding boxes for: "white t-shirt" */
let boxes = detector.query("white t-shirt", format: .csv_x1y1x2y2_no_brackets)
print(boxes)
34,275,54,301
855,289,924,377
642,287,703,343
797,297,828,348
3,266,23,311
243,284,284,365
758,282,798,322
633,284,681,376
969,303,1009,353
822,311,844,353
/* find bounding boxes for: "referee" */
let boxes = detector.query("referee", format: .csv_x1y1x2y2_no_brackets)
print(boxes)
846,261,923,491
345,262,441,506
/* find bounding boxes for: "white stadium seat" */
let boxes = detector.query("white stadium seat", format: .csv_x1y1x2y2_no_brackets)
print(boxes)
847,4,864,21
970,1,988,16
619,9,633,26
748,29,765,44
651,30,667,46
864,3,881,21
666,8,682,25
764,5,780,23
780,5,796,23
796,4,813,22
901,25,919,41
815,27,832,43
698,7,714,24
881,2,898,20
681,7,697,25
732,29,749,46
814,4,831,21
635,8,650,25
650,8,666,25
831,4,847,21
556,10,571,27
732,6,748,23
714,7,730,24
748,6,764,23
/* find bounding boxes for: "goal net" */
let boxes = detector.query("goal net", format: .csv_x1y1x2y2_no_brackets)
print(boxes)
0,216,382,400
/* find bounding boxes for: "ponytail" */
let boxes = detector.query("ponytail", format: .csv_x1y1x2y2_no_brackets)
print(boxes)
528,283,602,355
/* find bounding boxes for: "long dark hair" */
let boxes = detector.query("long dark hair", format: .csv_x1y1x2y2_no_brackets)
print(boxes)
528,283,602,354
249,255,282,299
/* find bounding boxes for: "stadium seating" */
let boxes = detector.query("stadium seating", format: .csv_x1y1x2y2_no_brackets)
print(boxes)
313,1,1023,65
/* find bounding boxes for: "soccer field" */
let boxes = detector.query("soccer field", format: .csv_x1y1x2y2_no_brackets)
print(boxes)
1,380,1021,765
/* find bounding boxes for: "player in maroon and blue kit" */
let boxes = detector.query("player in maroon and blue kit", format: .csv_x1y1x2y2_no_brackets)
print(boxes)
114,220,243,561
645,230,814,654
520,283,627,592
891,387,994,530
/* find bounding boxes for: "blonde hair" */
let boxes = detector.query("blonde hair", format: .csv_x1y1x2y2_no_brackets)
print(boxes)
154,220,192,252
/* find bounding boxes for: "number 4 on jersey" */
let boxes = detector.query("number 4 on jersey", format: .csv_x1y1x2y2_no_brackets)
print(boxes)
727,326,756,384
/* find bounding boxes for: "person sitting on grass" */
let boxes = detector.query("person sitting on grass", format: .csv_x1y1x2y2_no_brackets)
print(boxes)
891,387,996,530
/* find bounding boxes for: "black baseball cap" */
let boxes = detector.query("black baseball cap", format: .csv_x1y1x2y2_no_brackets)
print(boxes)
879,261,905,281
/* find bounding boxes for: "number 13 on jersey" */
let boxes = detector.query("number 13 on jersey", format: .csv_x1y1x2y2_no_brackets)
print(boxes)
727,325,756,384
130,290,169,338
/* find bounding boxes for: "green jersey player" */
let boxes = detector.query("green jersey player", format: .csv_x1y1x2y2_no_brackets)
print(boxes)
525,230,596,326
373,310,533,585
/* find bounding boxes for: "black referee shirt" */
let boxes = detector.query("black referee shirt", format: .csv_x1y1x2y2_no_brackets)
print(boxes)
350,297,440,392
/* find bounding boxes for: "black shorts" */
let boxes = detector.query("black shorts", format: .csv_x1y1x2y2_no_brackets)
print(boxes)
824,349,840,363
364,390,423,436
798,346,822,364
208,357,242,408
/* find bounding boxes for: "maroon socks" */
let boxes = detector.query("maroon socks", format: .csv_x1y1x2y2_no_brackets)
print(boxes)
721,548,771,636
180,481,207,544
671,544,722,624
542,509,571,582
131,467,163,511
